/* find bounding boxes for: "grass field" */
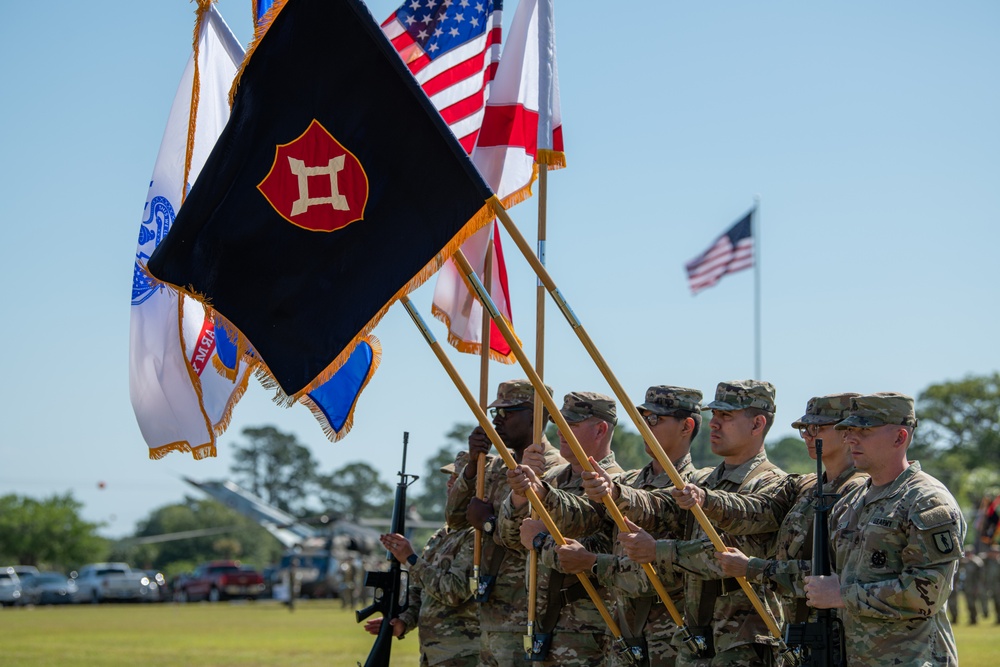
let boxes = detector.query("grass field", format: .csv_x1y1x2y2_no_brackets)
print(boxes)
0,598,994,666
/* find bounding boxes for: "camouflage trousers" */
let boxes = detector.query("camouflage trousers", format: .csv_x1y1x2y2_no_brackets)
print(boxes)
606,633,679,667
676,643,776,667
422,654,479,667
535,631,611,667
481,630,526,667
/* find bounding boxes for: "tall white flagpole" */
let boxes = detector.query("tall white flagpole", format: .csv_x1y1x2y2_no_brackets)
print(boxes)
753,194,761,380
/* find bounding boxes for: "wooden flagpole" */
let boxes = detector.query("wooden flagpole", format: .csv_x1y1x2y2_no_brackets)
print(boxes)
470,237,495,593
477,202,784,640
450,250,697,644
525,165,548,654
399,295,627,645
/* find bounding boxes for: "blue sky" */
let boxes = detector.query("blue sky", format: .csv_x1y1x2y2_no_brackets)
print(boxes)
0,1,997,536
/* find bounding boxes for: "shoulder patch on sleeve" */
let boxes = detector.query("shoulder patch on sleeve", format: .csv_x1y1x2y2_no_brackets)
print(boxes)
911,504,954,530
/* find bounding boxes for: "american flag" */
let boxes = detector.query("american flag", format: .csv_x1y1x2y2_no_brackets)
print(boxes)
381,0,502,153
685,209,755,295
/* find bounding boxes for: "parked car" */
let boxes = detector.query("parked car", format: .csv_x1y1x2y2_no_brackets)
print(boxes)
18,572,78,605
173,561,264,602
143,571,167,602
73,563,156,603
0,568,22,607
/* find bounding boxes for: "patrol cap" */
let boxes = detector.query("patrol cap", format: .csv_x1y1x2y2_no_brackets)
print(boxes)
704,380,776,413
439,451,470,475
638,385,703,416
560,391,617,425
790,393,860,429
835,393,918,430
487,379,554,409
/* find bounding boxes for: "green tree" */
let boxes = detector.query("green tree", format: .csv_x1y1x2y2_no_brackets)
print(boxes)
609,425,647,471
764,435,814,475
910,373,1000,499
229,426,318,514
127,497,283,572
316,462,393,520
912,373,1000,460
0,493,107,569
411,423,472,521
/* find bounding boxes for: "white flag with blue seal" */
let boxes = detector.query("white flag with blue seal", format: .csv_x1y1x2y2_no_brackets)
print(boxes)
130,2,247,460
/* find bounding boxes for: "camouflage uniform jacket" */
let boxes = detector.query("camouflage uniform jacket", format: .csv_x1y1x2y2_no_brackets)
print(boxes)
625,452,787,654
700,466,867,620
397,525,479,666
444,437,565,632
592,456,701,653
830,461,966,667
496,451,625,634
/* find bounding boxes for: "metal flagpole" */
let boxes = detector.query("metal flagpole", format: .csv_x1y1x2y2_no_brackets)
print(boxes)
398,295,628,648
481,199,784,640
753,195,761,379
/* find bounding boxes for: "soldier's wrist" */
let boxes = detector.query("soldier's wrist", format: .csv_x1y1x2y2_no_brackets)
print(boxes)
745,557,767,582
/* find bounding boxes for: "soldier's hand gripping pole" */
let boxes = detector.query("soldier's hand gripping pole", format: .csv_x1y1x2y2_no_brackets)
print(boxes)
488,199,784,642
399,296,627,646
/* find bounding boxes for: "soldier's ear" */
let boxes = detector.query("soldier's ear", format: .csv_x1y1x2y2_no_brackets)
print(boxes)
680,417,695,436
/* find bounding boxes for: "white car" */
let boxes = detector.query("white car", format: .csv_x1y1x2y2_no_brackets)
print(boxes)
74,563,155,603
0,568,22,607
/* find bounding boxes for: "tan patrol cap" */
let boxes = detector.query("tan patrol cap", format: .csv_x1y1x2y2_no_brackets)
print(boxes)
637,385,703,415
439,451,470,475
791,393,860,429
704,380,776,413
560,391,617,425
835,393,918,430
487,379,554,409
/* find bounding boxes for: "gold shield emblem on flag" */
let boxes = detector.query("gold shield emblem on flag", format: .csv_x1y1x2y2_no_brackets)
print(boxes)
258,119,369,232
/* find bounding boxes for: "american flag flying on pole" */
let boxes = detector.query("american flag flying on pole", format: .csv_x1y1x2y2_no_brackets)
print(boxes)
130,2,250,460
429,0,565,362
685,208,755,295
381,0,515,363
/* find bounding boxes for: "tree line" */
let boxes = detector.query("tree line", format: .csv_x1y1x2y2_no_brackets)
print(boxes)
3,372,997,574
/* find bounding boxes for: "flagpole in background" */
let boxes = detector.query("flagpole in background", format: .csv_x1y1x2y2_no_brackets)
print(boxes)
481,206,785,640
753,195,761,380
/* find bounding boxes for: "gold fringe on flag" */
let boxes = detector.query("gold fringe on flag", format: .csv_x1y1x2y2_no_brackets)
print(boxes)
230,0,288,106
535,149,566,169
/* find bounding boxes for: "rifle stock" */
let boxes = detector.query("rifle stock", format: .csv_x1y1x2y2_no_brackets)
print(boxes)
356,432,418,667
782,439,846,667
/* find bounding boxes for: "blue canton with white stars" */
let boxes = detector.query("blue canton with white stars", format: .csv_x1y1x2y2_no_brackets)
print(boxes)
396,0,495,60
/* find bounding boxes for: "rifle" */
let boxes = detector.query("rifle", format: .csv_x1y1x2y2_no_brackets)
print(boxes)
356,432,419,667
782,438,846,667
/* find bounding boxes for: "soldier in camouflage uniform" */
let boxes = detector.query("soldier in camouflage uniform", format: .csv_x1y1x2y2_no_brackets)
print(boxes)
538,386,707,667
591,380,788,667
982,545,1000,623
952,547,989,625
444,379,566,667
369,454,479,666
804,393,966,667
499,391,626,666
673,394,868,633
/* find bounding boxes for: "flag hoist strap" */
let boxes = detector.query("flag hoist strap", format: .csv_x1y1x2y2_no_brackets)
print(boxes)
483,539,507,578
536,570,597,634
623,594,658,639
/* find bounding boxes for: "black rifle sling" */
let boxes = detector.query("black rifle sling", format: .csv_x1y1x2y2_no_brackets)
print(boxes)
692,459,778,626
